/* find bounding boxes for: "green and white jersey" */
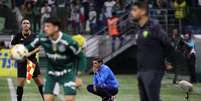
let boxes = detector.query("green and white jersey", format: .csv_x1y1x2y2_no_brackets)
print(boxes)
27,32,86,72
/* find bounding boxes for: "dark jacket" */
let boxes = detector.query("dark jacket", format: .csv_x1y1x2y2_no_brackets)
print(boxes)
136,19,172,71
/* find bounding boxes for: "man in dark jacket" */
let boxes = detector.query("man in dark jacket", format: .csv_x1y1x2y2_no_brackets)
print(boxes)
130,1,172,101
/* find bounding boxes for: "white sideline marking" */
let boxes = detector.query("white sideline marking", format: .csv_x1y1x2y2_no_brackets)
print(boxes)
7,78,17,101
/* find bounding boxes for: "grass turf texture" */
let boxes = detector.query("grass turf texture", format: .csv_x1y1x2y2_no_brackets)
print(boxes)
0,75,201,101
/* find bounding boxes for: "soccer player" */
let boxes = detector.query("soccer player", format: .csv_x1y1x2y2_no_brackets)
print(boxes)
87,57,119,101
26,17,87,101
130,1,172,101
11,18,44,101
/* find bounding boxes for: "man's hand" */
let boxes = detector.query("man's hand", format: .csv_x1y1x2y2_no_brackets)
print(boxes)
93,67,97,74
75,77,83,88
93,85,97,92
165,63,173,70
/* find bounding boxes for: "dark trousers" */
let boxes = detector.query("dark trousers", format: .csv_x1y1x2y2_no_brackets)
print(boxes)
187,54,197,83
137,70,164,101
87,85,118,101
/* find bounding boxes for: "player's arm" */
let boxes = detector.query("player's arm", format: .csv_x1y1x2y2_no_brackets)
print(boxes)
77,51,87,76
69,41,86,74
26,47,40,57
155,23,175,54
26,36,40,51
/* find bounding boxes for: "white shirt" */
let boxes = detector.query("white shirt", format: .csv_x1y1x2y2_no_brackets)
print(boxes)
41,6,52,18
89,10,97,23
104,1,116,18
199,0,201,6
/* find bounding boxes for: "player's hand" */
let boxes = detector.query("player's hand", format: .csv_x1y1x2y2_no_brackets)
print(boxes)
75,77,83,88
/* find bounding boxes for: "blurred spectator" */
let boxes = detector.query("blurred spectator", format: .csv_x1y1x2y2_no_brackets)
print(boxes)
48,0,55,6
79,4,86,33
56,0,69,31
156,0,167,8
40,1,51,25
24,2,34,24
70,1,80,34
32,1,41,32
13,6,23,27
0,0,18,32
89,6,97,34
107,12,123,51
104,0,116,18
199,0,201,6
94,0,105,19
0,41,5,50
183,32,197,83
173,0,187,19
169,29,183,84
82,0,90,21
14,0,25,7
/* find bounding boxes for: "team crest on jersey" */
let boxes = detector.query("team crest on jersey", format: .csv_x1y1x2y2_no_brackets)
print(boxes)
58,44,66,52
143,30,149,38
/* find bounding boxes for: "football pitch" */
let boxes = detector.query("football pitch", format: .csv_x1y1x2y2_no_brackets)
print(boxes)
0,75,201,101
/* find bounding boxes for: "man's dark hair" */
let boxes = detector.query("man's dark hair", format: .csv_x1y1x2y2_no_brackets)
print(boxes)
44,17,61,29
132,1,149,15
93,57,103,64
21,17,31,24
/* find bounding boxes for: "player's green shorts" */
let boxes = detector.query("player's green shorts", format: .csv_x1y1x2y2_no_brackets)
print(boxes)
17,60,40,78
43,68,76,95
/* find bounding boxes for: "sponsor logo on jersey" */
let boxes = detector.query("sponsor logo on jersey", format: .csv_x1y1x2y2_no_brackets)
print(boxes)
46,53,67,60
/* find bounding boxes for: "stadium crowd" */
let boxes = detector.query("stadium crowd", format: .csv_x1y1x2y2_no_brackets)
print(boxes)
0,0,200,35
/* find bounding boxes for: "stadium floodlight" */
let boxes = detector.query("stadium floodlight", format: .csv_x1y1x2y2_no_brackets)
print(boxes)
178,80,193,101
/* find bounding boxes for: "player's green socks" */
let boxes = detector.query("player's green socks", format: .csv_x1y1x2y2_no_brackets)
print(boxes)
17,86,23,101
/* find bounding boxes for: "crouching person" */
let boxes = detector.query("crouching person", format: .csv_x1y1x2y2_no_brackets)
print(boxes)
87,57,119,101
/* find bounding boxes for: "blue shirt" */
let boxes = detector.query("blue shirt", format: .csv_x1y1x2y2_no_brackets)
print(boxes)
93,64,119,88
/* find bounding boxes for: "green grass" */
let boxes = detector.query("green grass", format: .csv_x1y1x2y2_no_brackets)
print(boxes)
0,75,201,101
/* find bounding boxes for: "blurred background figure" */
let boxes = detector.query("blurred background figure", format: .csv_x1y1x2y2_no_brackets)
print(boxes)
40,1,51,26
107,12,123,52
183,32,197,83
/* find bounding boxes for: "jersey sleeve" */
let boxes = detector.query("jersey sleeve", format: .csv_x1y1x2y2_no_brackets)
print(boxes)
66,36,87,75
26,34,40,51
77,51,87,73
69,40,82,55
11,33,20,45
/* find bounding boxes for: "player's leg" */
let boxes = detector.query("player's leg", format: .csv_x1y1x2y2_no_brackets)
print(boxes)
17,66,27,101
61,71,77,101
64,95,76,101
87,84,118,101
44,94,55,101
33,65,44,100
17,77,26,101
43,73,56,101
33,76,44,100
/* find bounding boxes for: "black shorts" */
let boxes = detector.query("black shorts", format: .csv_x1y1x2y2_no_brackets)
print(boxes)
17,60,40,78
